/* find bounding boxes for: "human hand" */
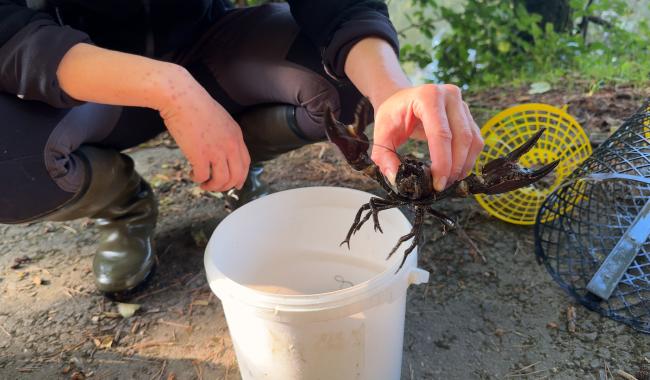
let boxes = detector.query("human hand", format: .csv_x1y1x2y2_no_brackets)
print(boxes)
159,71,250,192
371,84,484,192
56,46,250,192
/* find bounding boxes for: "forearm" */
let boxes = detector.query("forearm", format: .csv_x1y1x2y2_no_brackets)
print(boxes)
343,37,411,109
56,43,189,111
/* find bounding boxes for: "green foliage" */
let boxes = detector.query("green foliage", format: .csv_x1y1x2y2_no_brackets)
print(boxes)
400,0,650,88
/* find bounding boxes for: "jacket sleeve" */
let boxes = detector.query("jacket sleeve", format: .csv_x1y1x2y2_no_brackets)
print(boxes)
0,1,91,108
287,0,399,81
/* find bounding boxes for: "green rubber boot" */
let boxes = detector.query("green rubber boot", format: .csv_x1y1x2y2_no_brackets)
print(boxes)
224,105,315,211
46,146,157,297
224,163,267,212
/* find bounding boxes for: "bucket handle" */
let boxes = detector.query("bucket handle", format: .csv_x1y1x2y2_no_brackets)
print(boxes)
408,268,430,285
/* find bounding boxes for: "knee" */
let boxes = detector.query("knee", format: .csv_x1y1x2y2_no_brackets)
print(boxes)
294,79,341,140
44,103,122,192
301,79,341,122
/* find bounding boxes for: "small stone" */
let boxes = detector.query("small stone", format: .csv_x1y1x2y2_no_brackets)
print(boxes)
573,346,585,358
582,332,598,341
117,303,141,318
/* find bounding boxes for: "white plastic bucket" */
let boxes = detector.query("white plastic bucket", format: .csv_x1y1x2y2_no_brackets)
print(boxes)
204,186,429,380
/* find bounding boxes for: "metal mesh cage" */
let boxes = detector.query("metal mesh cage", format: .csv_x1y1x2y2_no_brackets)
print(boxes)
535,100,650,333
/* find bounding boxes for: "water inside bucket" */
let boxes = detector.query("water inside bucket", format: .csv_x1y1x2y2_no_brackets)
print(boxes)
242,249,386,296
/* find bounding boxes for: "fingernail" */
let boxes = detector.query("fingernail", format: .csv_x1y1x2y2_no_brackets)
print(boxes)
386,169,397,186
434,176,448,191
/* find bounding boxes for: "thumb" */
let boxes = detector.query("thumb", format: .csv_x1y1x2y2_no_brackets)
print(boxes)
371,148,400,186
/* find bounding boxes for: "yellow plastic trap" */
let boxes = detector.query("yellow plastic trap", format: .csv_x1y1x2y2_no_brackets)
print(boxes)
474,103,592,225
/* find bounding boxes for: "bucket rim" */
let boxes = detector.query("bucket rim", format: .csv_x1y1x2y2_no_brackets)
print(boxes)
204,186,421,314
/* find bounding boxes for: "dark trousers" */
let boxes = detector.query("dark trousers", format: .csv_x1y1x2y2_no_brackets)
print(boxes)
0,3,363,223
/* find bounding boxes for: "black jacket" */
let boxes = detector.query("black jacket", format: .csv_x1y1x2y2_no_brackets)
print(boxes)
0,0,399,108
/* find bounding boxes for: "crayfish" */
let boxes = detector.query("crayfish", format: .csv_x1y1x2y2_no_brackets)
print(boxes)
324,99,559,270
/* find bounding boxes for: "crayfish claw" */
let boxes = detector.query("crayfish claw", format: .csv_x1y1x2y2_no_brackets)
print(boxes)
531,159,560,179
324,99,374,171
483,128,546,174
464,128,559,195
482,159,560,194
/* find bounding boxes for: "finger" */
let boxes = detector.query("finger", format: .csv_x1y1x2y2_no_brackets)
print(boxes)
224,142,250,191
370,145,400,185
201,158,230,192
235,143,251,190
411,124,427,141
189,156,211,184
415,86,452,191
223,130,250,190
222,159,242,191
443,85,473,184
371,115,402,185
460,102,484,177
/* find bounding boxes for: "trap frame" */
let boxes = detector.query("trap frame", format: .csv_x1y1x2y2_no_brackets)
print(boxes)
535,100,650,333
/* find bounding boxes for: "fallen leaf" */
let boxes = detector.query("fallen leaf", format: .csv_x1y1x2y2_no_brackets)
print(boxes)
190,186,204,197
206,191,223,199
150,174,171,188
93,336,113,349
528,81,551,95
191,230,208,247
117,303,141,318
191,300,209,306
10,256,31,270
32,276,42,286
567,305,577,333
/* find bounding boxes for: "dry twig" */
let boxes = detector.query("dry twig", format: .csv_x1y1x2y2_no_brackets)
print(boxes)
615,369,638,380
192,360,204,380
567,305,577,333
158,320,192,330
129,339,175,350
0,323,11,338
455,225,487,263
155,360,168,380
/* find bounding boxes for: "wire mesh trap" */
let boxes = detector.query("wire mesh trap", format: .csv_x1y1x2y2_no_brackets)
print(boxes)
535,100,650,333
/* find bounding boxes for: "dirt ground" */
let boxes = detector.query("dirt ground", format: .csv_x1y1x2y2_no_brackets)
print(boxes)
1,84,650,380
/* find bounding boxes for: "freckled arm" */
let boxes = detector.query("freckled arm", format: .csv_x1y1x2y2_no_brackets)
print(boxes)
56,43,191,112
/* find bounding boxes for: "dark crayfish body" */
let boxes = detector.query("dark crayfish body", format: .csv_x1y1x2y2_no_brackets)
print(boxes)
324,98,559,270
394,159,434,200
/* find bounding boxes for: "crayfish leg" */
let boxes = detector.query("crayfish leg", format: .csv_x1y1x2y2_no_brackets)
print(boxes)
340,202,372,249
389,207,426,272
